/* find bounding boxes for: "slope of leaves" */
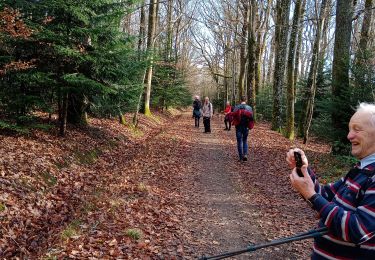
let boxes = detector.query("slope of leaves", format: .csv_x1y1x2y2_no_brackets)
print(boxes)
0,112,176,258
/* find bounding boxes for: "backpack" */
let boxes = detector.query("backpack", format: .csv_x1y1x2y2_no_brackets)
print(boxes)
239,108,254,129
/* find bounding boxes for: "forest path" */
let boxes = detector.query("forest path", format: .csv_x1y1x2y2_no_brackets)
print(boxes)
171,111,326,259
4,110,329,259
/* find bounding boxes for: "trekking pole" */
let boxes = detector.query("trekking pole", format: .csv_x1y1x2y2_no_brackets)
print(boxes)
199,226,328,260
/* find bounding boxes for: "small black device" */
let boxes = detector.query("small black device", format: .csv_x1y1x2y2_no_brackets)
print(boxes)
294,151,304,177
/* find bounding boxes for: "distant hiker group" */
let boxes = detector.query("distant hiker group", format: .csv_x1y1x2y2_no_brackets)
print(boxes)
192,96,214,133
192,96,254,161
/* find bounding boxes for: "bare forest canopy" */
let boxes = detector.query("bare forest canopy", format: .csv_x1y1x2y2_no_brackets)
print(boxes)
0,0,374,151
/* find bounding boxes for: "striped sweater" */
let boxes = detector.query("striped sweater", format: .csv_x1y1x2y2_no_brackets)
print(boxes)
309,162,375,259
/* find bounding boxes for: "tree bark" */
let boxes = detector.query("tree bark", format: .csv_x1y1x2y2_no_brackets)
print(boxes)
144,0,158,116
300,0,329,144
331,0,353,152
133,0,147,125
59,91,68,137
247,0,257,112
285,0,304,140
271,0,291,131
356,0,372,64
238,0,249,99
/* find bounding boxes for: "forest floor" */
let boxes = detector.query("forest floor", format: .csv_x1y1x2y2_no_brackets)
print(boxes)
0,110,332,259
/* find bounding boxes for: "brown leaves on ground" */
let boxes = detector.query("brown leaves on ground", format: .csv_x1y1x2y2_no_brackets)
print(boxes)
0,111,332,259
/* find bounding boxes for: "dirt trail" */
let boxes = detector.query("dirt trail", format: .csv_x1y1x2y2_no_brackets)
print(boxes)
185,119,264,259
168,111,326,259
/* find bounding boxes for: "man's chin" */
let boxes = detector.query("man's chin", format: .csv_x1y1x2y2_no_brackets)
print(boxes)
350,149,359,158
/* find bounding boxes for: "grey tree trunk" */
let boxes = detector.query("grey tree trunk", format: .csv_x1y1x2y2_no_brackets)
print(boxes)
144,0,158,116
271,0,291,131
285,0,304,140
133,0,147,125
331,0,353,152
238,0,249,99
247,0,257,112
301,0,329,144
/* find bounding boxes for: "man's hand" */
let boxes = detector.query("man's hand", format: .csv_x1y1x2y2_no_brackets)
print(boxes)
286,148,309,169
290,165,316,200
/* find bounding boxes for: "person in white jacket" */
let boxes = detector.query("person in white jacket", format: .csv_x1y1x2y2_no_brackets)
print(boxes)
201,97,213,133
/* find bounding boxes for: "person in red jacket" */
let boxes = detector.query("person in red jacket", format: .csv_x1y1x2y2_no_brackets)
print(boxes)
229,96,254,161
223,101,232,131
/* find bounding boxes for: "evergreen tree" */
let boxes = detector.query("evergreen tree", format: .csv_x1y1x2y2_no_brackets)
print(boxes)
0,0,143,135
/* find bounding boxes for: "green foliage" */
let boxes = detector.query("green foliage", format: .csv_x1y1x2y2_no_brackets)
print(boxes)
0,0,144,130
125,228,142,240
211,97,223,112
0,120,29,134
151,63,192,109
306,68,337,141
351,49,375,104
0,115,53,134
312,154,358,183
74,148,101,165
0,203,6,212
40,171,58,187
256,84,274,121
61,219,81,241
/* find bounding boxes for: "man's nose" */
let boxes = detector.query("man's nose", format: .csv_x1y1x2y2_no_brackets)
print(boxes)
347,130,354,140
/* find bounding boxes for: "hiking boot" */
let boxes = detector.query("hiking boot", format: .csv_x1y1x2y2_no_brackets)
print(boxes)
243,156,248,161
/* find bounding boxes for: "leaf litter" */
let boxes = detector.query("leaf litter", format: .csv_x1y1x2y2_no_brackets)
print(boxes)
0,112,331,259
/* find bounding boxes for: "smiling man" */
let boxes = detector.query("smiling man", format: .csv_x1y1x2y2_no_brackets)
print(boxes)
286,102,375,259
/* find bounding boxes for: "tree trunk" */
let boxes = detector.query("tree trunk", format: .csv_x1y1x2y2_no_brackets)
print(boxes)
59,91,68,137
133,0,147,126
271,0,291,131
266,37,275,85
356,0,372,64
247,0,256,113
258,0,271,91
331,0,353,153
67,93,88,125
165,0,173,61
285,0,304,140
238,0,249,99
300,0,329,143
144,0,158,116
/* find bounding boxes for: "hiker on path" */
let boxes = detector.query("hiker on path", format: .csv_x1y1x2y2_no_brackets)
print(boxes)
286,102,375,259
223,101,232,131
229,96,254,161
192,96,202,128
202,97,213,133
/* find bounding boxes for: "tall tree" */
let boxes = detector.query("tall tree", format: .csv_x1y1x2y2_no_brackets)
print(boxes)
0,0,142,136
133,0,147,126
299,0,329,143
238,0,249,100
144,0,158,116
331,0,354,152
285,0,304,139
247,0,256,110
271,0,291,131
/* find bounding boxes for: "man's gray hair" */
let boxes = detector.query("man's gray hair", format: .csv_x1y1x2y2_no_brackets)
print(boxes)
356,102,375,127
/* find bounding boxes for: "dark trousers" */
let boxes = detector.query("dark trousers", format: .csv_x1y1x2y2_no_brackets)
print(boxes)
195,117,200,127
203,117,211,132
224,118,231,130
